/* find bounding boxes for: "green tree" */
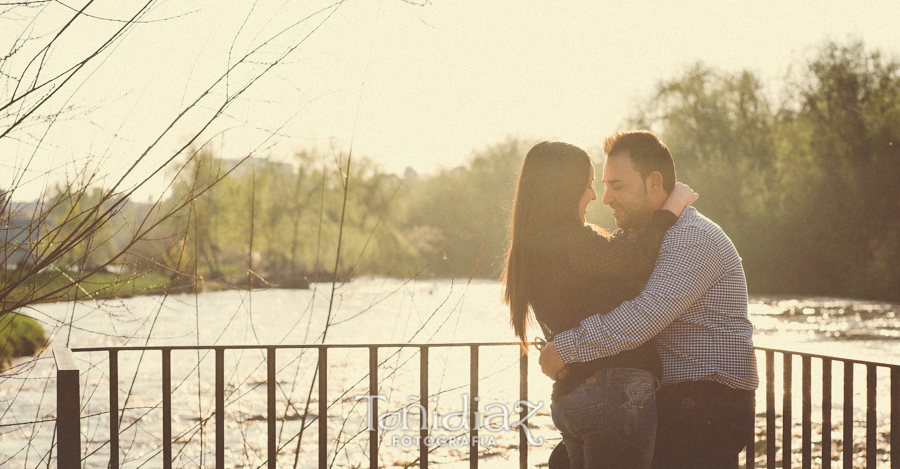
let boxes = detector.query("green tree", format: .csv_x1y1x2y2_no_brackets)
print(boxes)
777,41,900,298
406,137,529,278
626,64,779,292
159,148,424,286
625,42,900,301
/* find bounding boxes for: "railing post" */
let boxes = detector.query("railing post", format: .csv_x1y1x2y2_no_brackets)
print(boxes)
369,346,378,469
162,349,172,469
420,346,429,469
866,364,876,469
319,348,327,469
783,352,792,469
766,350,775,469
747,391,756,469
892,366,899,469
843,361,853,469
519,351,528,469
802,355,811,469
109,349,119,469
470,345,479,469
215,347,224,469
822,358,832,469
54,348,80,469
267,347,276,469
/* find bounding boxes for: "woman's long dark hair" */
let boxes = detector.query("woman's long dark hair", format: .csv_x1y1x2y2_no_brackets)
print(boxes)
501,141,593,344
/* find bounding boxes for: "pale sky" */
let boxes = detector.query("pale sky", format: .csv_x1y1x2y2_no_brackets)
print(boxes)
2,0,899,201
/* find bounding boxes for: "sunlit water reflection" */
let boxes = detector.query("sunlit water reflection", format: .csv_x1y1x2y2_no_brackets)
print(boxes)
1,278,897,467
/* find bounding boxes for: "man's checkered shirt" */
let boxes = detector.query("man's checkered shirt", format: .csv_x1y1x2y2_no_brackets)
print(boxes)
554,207,759,390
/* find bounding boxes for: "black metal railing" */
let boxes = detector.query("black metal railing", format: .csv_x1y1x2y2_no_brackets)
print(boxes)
757,347,899,469
54,343,535,469
53,344,900,468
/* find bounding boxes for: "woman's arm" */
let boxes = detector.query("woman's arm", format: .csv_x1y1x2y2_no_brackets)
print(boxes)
662,182,699,217
568,183,698,282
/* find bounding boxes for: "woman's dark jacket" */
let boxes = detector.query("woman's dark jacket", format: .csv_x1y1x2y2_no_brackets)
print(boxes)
526,210,677,399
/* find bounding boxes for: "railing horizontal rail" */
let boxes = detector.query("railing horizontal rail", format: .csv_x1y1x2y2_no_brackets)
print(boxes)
71,342,526,352
56,343,899,468
755,346,900,368
71,343,900,368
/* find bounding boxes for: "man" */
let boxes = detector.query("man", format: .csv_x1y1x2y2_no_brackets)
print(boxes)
539,131,758,468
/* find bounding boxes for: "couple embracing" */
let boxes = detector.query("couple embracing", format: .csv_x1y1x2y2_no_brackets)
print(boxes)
501,131,759,469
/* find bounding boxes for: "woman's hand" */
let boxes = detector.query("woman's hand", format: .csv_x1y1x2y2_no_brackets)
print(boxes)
539,342,569,381
662,182,699,217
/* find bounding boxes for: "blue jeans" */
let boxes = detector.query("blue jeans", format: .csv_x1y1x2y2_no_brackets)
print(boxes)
550,368,657,469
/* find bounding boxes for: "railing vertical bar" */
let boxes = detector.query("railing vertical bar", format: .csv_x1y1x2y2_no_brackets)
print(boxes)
822,358,832,469
519,351,528,469
420,347,429,469
747,422,755,468
215,348,224,469
766,350,775,469
369,346,378,469
109,349,119,469
267,347,276,469
843,361,853,469
783,352,792,469
54,349,81,469
866,364,876,469
892,366,899,469
470,345,479,469
802,355,811,469
162,349,172,469
319,348,327,469
747,390,756,469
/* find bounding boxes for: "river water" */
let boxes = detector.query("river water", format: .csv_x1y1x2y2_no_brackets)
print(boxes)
1,277,898,468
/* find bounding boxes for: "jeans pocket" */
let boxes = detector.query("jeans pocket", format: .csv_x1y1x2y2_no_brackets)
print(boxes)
554,377,658,468
628,381,655,409
564,401,604,437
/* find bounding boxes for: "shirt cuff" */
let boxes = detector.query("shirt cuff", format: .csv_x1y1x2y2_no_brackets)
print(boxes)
553,328,580,364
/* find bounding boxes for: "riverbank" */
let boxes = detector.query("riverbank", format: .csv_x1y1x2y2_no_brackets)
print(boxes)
2,269,183,305
1,267,338,307
0,313,45,370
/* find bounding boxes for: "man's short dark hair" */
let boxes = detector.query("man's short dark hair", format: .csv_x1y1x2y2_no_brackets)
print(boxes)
603,131,676,193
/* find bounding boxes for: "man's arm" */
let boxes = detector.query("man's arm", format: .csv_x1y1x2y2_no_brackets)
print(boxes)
549,226,721,365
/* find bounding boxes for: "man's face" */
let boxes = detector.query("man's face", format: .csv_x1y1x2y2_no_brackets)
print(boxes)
601,153,655,229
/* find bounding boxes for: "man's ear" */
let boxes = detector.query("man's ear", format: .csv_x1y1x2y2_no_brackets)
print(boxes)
646,171,663,193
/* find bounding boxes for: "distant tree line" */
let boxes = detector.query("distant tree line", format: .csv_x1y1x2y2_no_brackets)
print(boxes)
5,40,898,302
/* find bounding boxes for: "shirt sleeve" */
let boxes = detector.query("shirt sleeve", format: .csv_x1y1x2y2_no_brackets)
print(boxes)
567,210,677,282
554,224,721,364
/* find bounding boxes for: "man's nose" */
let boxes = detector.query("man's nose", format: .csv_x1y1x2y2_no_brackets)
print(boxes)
601,188,613,205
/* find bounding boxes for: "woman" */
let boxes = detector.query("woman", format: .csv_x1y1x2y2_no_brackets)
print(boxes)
500,141,697,468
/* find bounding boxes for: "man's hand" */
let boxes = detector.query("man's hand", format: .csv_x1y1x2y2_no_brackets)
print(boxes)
538,342,568,380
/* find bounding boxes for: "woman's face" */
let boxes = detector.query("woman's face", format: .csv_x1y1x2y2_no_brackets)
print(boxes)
578,164,597,223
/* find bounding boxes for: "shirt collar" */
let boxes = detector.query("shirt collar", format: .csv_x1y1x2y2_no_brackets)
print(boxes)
622,207,697,240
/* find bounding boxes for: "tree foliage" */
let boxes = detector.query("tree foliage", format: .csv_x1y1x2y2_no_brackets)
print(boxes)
629,41,900,300
5,40,899,308
405,137,528,279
